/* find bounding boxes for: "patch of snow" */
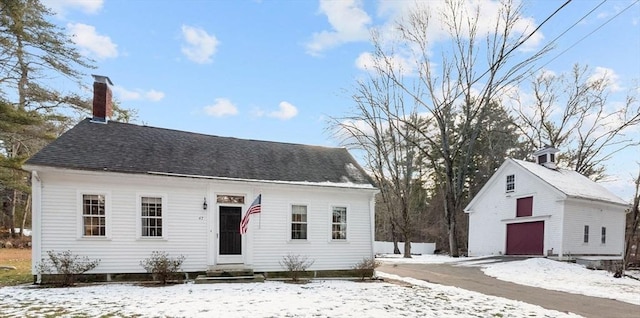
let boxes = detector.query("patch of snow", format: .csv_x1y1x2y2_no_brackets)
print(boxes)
13,228,31,236
379,254,640,306
0,279,579,317
482,258,640,305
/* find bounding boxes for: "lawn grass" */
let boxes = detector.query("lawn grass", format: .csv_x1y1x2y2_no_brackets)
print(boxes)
0,248,32,286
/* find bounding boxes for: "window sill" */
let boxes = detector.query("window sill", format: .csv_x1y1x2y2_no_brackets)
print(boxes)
288,239,310,244
329,239,349,244
137,237,168,241
78,236,111,241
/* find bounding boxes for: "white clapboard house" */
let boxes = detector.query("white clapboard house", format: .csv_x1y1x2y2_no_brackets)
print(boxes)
464,146,629,258
24,76,377,280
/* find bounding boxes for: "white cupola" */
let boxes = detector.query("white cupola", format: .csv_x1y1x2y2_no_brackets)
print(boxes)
533,145,559,169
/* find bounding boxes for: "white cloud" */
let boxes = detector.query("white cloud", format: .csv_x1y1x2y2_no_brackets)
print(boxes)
181,25,219,64
42,0,103,15
67,23,118,59
253,102,299,120
589,66,623,92
144,90,165,102
112,86,165,102
306,0,372,56
268,101,298,120
203,98,238,117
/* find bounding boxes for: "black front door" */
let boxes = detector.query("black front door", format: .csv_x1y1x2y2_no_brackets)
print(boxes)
219,206,242,255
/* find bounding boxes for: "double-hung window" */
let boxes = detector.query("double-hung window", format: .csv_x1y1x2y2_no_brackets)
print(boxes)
601,227,606,244
291,205,307,240
82,194,106,237
141,197,163,237
506,174,515,193
331,206,347,240
583,225,590,243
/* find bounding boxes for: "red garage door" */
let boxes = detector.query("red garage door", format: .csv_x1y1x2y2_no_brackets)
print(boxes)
506,221,544,255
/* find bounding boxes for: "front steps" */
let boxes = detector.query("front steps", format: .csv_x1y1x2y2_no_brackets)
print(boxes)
194,265,264,284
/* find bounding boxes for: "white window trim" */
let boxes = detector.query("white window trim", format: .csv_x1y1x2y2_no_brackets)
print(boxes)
136,193,168,240
506,174,515,193
76,190,112,240
329,204,349,242
289,203,309,242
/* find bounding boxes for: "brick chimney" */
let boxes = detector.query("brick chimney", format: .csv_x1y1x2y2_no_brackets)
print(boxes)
533,145,559,169
91,74,113,123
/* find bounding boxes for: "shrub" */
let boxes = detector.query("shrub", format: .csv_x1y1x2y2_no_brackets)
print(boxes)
36,250,100,286
353,257,380,280
279,254,314,282
140,251,186,284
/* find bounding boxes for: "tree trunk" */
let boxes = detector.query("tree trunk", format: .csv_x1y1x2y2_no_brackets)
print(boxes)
391,220,401,254
403,239,412,258
9,190,18,238
445,190,460,257
448,219,459,257
20,194,31,237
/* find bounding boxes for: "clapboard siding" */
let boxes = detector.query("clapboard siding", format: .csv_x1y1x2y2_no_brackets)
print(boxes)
38,170,211,273
562,200,625,255
33,168,375,274
244,185,374,271
467,159,628,258
467,160,564,256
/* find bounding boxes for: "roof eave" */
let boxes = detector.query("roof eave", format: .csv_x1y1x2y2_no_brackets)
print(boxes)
22,164,378,191
564,195,631,209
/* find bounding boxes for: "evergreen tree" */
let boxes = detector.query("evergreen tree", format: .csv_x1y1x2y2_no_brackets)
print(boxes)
0,0,94,236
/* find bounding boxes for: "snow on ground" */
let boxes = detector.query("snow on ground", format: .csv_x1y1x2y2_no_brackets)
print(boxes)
0,279,579,318
481,258,640,306
377,254,640,306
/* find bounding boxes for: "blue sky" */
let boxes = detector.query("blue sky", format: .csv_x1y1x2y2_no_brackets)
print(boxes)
41,0,639,200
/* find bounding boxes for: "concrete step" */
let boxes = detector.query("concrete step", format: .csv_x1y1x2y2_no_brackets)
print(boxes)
194,274,264,284
206,267,254,277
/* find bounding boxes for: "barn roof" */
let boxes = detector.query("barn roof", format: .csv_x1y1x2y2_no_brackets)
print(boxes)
511,159,629,206
25,119,375,188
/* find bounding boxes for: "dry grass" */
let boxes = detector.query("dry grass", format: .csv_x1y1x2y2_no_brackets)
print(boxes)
0,248,32,286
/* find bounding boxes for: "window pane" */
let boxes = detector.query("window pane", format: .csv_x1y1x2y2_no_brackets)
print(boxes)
141,196,163,237
584,225,589,243
331,207,347,240
292,223,307,240
506,175,515,192
291,205,308,240
83,195,106,237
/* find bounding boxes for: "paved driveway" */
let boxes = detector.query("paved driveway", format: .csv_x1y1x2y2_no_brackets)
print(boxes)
378,261,639,318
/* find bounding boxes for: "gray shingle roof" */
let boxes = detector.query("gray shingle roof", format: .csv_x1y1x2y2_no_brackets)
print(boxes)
25,119,374,187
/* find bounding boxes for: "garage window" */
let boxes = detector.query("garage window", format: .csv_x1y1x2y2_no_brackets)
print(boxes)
516,196,533,217
584,225,589,243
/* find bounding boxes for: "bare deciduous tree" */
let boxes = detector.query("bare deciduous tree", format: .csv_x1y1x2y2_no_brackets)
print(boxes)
512,64,640,181
355,0,550,256
332,70,423,258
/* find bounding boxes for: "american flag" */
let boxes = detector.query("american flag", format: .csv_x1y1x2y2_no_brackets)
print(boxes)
240,194,261,235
